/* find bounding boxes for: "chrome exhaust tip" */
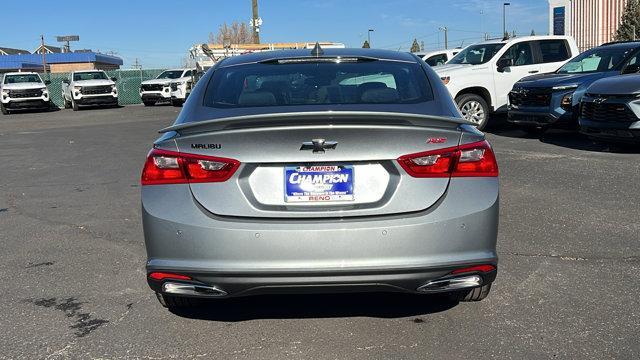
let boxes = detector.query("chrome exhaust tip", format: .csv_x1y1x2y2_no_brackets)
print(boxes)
416,275,483,293
162,282,228,297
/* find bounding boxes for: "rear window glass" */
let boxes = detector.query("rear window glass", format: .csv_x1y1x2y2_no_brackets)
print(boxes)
203,60,433,108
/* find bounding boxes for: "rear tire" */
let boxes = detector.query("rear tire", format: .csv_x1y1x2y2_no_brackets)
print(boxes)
0,103,8,115
71,98,79,111
64,98,71,109
450,283,492,302
456,94,490,130
143,101,155,106
155,292,200,309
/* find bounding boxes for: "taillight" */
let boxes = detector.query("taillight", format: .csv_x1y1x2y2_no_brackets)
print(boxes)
450,264,496,275
141,148,240,185
398,140,498,178
148,272,192,281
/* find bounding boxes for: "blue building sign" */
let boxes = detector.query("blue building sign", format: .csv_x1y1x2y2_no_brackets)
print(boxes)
553,7,565,35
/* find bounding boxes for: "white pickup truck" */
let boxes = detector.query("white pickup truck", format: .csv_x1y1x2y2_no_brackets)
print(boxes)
166,68,195,107
1,72,51,115
61,70,118,111
434,35,579,129
140,69,193,106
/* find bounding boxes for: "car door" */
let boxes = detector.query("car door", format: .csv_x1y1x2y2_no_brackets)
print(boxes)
533,39,572,73
493,41,540,109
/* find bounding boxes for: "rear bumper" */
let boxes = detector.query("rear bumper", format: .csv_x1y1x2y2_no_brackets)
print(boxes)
142,178,499,296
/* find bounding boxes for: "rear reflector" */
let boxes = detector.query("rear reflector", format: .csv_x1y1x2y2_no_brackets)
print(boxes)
148,272,192,281
450,264,496,275
141,148,240,185
397,140,498,178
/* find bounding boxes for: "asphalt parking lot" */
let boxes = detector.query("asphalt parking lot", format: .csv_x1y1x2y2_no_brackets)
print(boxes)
1,105,638,359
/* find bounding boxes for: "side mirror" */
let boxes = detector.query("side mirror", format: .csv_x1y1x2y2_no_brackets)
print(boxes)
622,63,640,74
111,77,118,82
44,80,51,85
497,58,514,72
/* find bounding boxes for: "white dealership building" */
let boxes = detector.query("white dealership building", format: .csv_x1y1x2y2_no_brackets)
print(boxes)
548,0,629,51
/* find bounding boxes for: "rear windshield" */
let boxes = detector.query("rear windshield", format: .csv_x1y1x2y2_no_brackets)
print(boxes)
203,60,433,108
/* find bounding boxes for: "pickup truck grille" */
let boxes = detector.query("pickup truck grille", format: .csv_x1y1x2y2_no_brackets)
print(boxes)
581,96,638,123
10,88,43,98
141,84,163,91
82,85,112,95
509,87,552,107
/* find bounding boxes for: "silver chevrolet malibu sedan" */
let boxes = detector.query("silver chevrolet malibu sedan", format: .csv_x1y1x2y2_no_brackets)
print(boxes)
141,46,499,309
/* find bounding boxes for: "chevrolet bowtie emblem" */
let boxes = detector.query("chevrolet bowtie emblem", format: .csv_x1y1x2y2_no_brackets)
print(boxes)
300,139,338,153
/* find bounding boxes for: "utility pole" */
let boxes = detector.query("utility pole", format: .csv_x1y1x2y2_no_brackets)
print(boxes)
503,2,511,38
439,27,448,49
251,0,260,44
368,29,374,47
40,35,47,75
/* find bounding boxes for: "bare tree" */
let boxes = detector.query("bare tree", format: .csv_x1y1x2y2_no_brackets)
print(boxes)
210,21,254,44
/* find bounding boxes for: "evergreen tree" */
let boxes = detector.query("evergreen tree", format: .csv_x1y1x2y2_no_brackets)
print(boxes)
530,29,536,36
410,39,421,53
615,0,640,41
362,40,370,48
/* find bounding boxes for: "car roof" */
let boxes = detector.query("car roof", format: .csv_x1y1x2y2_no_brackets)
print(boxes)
219,48,419,67
476,35,574,45
598,40,640,49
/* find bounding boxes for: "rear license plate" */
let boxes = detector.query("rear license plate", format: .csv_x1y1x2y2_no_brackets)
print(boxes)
284,165,354,203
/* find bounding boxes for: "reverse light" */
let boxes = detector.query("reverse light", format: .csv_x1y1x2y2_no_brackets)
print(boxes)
398,140,498,178
141,148,240,185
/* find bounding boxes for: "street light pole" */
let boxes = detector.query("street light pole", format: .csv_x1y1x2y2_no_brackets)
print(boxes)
503,2,511,38
438,27,448,49
368,29,374,47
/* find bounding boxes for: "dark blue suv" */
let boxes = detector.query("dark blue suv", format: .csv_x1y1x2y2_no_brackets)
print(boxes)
507,41,640,132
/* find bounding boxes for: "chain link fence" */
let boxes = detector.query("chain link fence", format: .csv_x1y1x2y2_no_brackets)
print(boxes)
43,69,166,107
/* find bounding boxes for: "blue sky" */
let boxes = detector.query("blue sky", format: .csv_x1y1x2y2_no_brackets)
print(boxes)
2,0,548,68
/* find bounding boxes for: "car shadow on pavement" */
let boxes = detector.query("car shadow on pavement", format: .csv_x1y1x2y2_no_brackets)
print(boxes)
486,120,640,154
169,292,459,321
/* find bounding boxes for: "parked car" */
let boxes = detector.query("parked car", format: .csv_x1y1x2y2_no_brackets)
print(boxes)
0,72,52,115
579,73,640,143
167,69,195,107
508,41,640,133
434,35,579,129
62,70,118,111
140,69,193,106
417,49,462,67
141,47,500,310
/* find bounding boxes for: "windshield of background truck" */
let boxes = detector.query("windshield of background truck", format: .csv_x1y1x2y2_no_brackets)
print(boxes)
4,74,42,84
448,43,505,65
73,72,108,81
157,70,184,79
557,46,635,74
